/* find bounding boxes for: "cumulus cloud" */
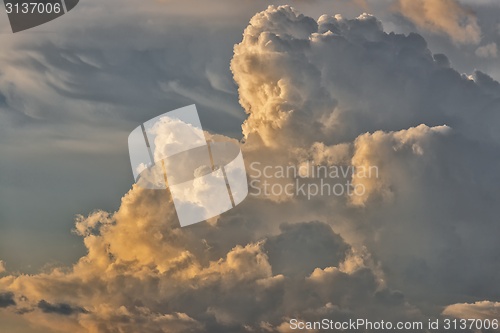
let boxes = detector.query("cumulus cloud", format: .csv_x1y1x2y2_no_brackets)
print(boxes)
0,261,5,274
350,124,451,206
396,0,482,44
2,4,500,333
0,187,411,332
229,1,500,315
232,5,500,146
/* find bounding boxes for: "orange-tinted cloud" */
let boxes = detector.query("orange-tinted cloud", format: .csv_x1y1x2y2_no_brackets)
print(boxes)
396,0,481,44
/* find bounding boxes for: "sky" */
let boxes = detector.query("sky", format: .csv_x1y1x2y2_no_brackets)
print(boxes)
1,0,500,332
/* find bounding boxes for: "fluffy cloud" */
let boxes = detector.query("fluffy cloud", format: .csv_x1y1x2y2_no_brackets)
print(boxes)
2,4,500,333
230,1,500,317
350,124,451,206
231,6,330,148
232,5,500,146
0,186,412,332
396,0,481,44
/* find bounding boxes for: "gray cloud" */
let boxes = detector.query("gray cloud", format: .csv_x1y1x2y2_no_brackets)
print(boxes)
265,222,349,278
0,292,16,308
37,300,87,316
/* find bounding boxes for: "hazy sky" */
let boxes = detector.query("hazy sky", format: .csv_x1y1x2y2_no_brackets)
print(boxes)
1,0,500,332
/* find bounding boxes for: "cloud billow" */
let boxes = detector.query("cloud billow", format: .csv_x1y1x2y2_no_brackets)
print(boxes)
1,5,500,333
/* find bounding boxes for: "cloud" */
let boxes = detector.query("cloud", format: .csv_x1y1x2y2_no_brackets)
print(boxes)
2,4,500,332
396,0,482,44
37,300,88,316
265,222,350,278
443,301,500,320
350,124,451,206
475,42,498,58
231,5,329,148
232,5,500,146
0,261,5,274
0,193,410,332
230,2,500,311
0,292,16,308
